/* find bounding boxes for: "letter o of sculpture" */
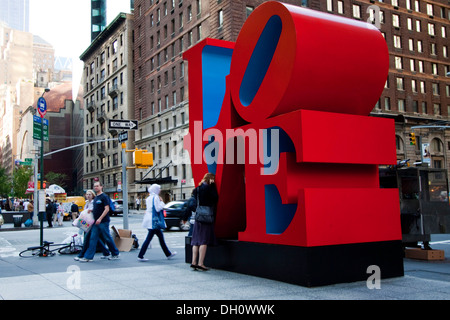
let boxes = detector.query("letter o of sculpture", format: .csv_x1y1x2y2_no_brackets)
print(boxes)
229,2,389,122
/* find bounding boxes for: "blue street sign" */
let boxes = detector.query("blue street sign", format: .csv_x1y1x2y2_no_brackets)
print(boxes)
33,115,49,141
37,97,47,117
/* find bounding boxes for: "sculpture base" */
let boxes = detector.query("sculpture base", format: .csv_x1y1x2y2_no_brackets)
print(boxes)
185,237,404,287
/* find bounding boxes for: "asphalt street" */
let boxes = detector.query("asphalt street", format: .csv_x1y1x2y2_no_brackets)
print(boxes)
0,210,449,302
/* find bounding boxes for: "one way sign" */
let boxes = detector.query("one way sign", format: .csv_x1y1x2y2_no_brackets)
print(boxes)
109,119,138,130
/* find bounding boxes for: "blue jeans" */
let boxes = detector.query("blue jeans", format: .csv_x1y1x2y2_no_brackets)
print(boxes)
138,228,171,258
84,222,119,259
77,229,110,258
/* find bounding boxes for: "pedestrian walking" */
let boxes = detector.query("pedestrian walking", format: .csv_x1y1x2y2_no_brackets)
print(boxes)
138,184,177,261
56,202,64,226
74,190,110,261
27,200,34,219
190,173,218,271
45,198,53,228
136,198,140,211
79,181,119,262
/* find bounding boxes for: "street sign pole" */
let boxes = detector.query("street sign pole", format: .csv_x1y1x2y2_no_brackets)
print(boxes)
33,154,39,226
122,142,129,230
37,94,48,254
39,111,44,251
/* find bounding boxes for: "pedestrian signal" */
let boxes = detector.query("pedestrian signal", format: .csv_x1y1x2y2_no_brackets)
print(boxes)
133,149,153,167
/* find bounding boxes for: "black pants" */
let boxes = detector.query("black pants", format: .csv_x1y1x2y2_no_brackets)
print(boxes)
46,212,53,227
138,228,171,258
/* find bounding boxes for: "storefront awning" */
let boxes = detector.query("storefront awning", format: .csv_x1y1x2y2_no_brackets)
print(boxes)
134,176,178,185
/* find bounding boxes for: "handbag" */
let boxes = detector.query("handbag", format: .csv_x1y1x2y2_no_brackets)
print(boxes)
73,209,94,232
152,197,166,229
194,188,214,224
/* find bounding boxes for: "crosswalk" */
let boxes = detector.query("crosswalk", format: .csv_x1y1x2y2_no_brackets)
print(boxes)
0,238,16,258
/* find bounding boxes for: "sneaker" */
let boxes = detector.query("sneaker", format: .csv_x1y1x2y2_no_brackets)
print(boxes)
108,255,120,260
167,251,177,260
137,257,149,262
100,255,110,259
74,256,82,261
79,258,93,262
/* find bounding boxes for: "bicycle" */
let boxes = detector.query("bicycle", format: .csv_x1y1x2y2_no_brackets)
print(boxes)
19,235,83,258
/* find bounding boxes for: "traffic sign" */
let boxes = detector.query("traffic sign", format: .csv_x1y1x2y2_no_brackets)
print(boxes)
118,131,128,142
20,158,33,166
37,97,47,117
109,119,138,130
33,115,49,141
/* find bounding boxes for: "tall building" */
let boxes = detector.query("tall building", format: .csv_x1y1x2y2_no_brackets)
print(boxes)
0,23,34,174
132,0,311,202
32,35,55,87
17,83,84,195
318,0,450,170
133,0,449,203
80,13,135,200
0,0,29,32
91,0,107,41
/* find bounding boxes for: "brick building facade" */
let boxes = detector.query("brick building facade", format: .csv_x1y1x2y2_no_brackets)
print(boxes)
132,0,449,202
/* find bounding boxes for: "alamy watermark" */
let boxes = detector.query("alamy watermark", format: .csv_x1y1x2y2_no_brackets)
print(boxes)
66,265,81,290
366,265,381,289
171,121,281,174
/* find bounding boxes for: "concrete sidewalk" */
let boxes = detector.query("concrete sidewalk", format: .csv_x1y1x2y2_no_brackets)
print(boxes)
1,243,449,300
1,213,449,300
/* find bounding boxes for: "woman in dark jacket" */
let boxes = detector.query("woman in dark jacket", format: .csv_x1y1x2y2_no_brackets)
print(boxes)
190,173,218,271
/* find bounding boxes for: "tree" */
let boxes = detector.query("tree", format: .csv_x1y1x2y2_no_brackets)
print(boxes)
0,167,12,198
12,166,33,198
45,172,68,189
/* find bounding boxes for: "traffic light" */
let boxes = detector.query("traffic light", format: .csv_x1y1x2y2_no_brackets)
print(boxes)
409,132,416,145
133,149,153,167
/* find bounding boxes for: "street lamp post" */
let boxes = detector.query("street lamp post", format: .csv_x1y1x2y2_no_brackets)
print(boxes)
38,89,50,252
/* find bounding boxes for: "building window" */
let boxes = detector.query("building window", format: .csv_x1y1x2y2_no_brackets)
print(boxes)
246,6,254,18
352,5,361,19
392,14,400,28
433,104,441,115
393,35,402,48
410,59,416,72
385,97,391,110
420,81,426,93
421,101,427,113
411,79,417,92
428,23,435,36
218,10,224,28
432,83,440,96
395,56,403,69
337,1,344,14
396,77,404,90
398,99,405,112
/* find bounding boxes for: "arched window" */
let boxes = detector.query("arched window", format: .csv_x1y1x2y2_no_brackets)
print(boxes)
431,138,443,153
396,135,404,151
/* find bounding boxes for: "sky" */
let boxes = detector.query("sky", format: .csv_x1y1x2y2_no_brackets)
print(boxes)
29,0,131,95
29,0,131,58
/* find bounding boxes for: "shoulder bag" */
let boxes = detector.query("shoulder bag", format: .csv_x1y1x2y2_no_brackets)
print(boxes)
194,187,214,224
152,197,166,229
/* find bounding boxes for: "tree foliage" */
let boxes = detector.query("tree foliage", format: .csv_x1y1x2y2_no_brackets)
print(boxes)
0,167,12,197
45,172,68,189
12,166,33,198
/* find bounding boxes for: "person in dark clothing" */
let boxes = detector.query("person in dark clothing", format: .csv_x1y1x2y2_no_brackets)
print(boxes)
70,202,79,221
190,173,218,271
45,198,54,227
184,192,197,237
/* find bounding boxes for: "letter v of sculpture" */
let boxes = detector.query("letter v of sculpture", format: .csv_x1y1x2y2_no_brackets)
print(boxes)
183,1,404,287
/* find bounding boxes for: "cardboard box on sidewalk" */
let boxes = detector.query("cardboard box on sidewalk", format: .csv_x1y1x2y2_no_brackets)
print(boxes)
111,226,134,252
405,248,445,261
